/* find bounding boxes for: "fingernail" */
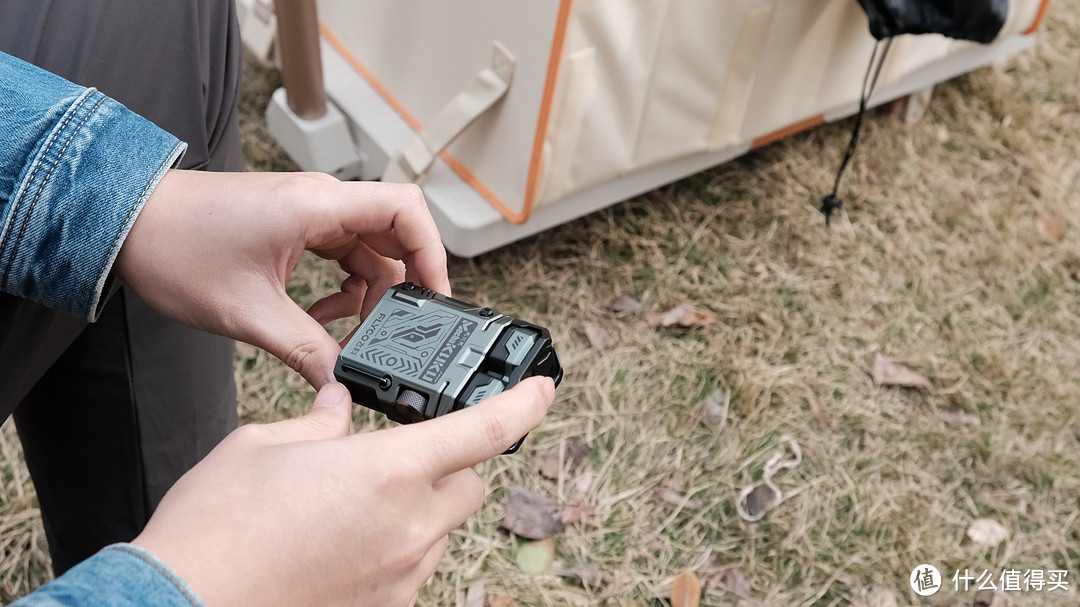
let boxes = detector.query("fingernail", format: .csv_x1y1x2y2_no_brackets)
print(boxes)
535,375,556,399
312,381,352,409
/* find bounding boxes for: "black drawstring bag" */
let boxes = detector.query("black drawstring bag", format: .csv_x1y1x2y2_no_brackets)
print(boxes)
821,0,1009,224
855,0,1008,43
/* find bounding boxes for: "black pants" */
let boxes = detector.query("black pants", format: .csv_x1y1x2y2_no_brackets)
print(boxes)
0,0,243,575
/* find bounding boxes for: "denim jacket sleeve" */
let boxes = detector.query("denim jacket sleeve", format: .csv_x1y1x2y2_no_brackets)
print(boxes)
0,51,186,320
10,544,206,607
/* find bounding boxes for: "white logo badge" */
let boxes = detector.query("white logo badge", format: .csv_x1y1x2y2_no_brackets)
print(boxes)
910,564,942,596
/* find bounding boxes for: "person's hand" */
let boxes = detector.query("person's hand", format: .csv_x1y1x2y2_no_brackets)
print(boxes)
114,169,450,387
132,375,556,607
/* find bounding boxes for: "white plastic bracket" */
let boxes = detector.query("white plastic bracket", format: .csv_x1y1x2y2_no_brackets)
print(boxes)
240,0,278,65
265,87,364,180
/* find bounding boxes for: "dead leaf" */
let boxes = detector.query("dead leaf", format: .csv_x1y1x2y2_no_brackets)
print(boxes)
865,587,898,607
565,436,590,472
670,571,702,607
501,486,565,540
937,410,981,426
1036,213,1065,242
654,487,703,509
720,569,751,598
515,537,555,575
532,451,561,480
557,504,595,525
647,304,717,328
551,561,605,587
967,518,1009,546
533,439,589,480
610,294,642,316
744,484,778,519
804,386,831,429
972,589,1006,607
702,388,729,427
583,322,618,349
489,594,515,607
464,580,486,607
872,354,932,389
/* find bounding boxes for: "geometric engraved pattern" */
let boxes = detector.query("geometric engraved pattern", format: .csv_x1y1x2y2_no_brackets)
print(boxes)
359,310,459,382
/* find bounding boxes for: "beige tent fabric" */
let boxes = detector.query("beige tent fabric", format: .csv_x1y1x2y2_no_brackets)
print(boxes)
317,0,560,219
538,0,1044,207
318,0,1047,220
382,42,516,184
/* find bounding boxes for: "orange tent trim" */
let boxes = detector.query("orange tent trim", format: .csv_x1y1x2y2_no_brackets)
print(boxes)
751,115,826,149
1023,0,1053,35
322,0,1046,224
319,0,575,226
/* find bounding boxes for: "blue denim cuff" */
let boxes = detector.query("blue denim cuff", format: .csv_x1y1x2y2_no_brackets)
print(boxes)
10,543,205,607
0,87,185,321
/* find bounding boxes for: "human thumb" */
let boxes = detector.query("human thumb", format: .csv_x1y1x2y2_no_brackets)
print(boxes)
251,295,344,389
264,382,354,443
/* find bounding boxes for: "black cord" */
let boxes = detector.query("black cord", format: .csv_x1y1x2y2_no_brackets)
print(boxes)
822,37,894,225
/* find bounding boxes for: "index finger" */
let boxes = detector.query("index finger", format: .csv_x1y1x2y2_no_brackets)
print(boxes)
331,181,450,294
412,376,556,480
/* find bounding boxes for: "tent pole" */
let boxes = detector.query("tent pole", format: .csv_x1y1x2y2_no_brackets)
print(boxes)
276,0,327,119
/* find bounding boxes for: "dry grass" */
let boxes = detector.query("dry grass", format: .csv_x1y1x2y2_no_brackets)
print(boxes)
0,423,49,602
3,4,1079,606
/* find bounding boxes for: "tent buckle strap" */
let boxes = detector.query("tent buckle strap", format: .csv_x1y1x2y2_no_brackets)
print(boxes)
383,42,515,184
